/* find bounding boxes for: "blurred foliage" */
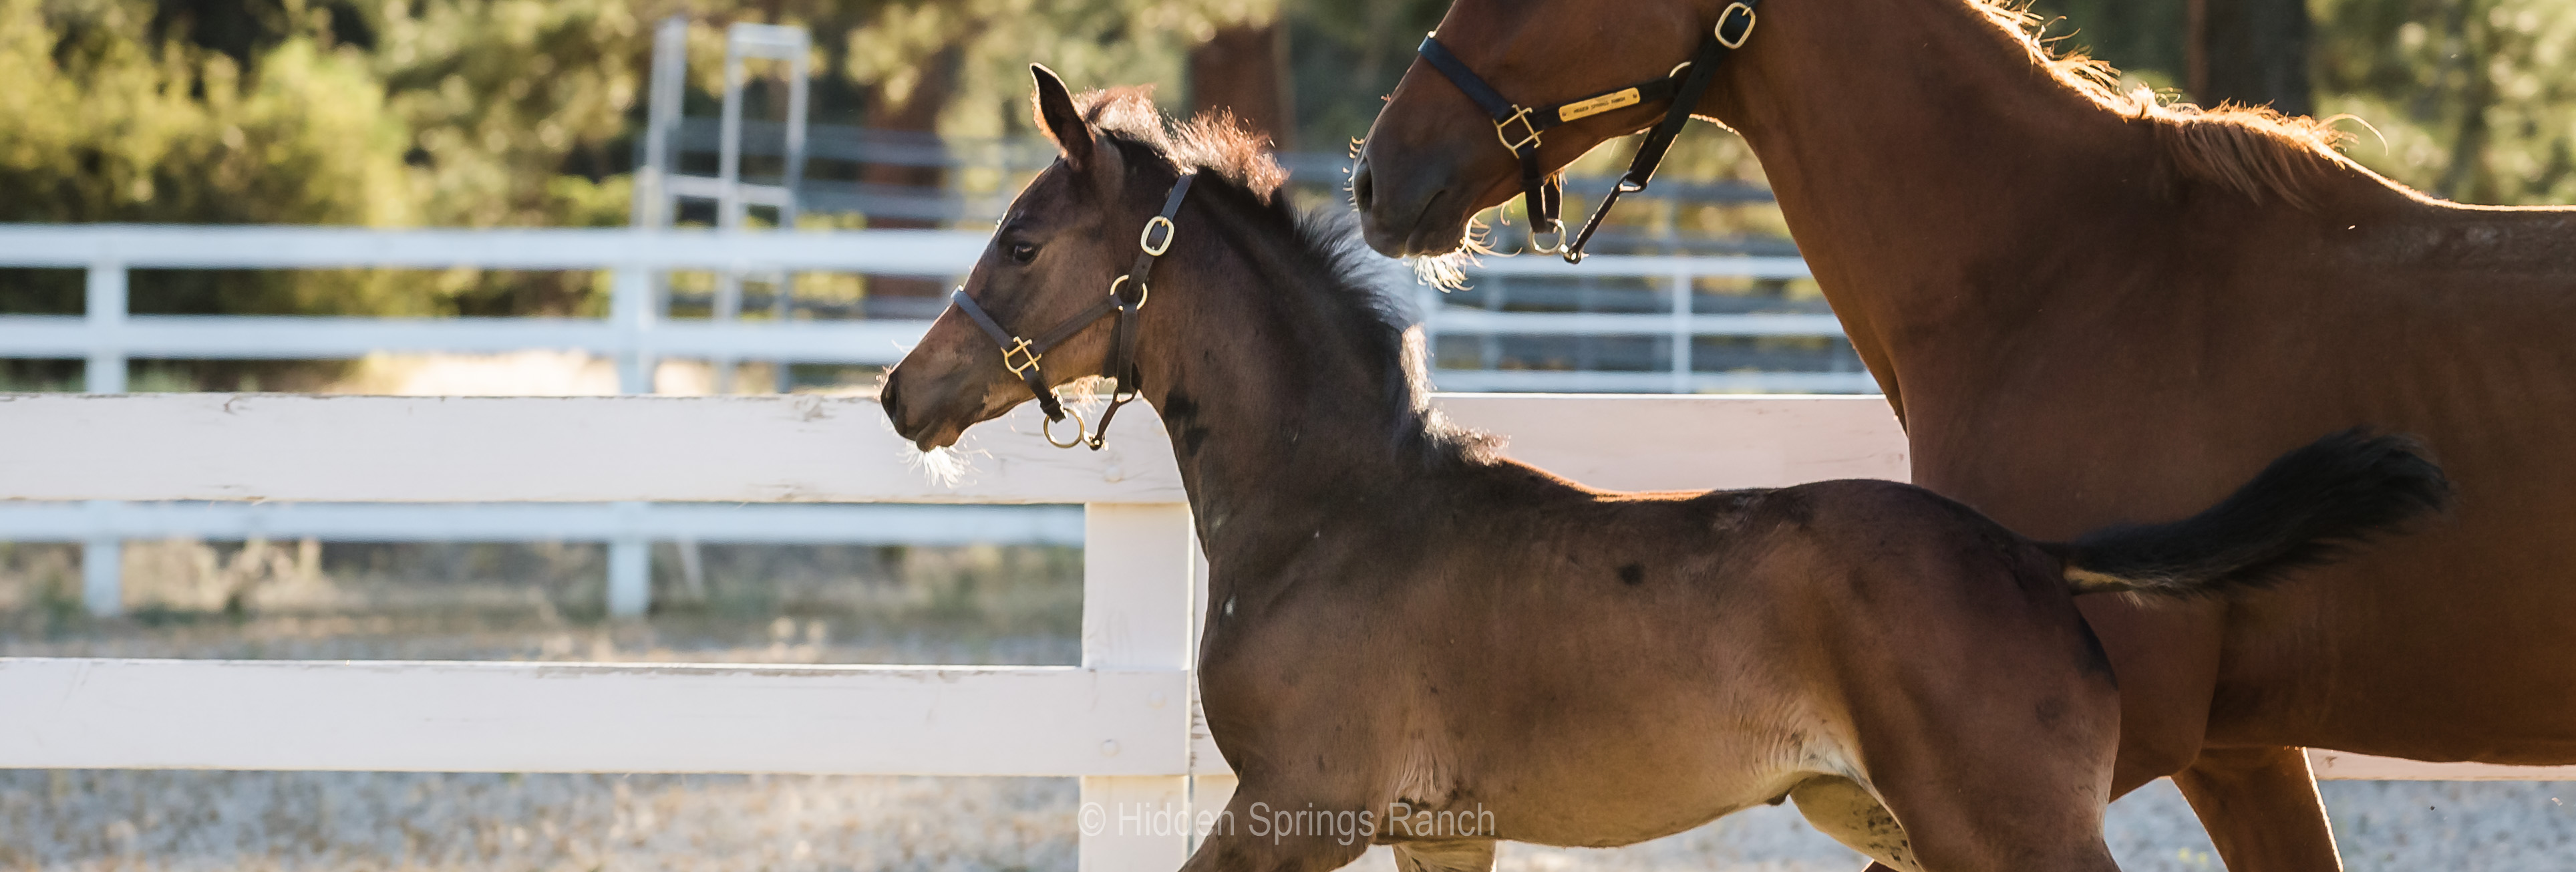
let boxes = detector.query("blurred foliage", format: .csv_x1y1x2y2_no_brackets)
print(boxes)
2311,0,2576,204
2035,0,2576,206
845,0,1274,135
3,0,2569,323
0,0,415,315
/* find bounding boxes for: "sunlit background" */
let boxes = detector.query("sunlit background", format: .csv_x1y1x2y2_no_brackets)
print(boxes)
3,0,2575,869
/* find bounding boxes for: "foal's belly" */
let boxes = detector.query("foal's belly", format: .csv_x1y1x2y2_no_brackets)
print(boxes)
1426,704,1845,849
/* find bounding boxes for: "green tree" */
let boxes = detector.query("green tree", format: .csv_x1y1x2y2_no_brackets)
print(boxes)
0,0,414,318
2314,0,2576,204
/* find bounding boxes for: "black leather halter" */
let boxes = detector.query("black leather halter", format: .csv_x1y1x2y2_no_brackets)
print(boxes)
944,172,1195,450
1414,1,1759,263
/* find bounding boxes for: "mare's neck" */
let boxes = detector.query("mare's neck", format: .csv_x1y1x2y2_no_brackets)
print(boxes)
1133,214,1450,563
1704,0,2166,422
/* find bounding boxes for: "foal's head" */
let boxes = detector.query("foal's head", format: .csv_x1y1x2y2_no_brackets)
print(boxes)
880,65,1286,451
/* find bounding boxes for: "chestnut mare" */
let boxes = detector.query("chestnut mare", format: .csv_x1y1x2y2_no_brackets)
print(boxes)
1351,1,2576,869
880,68,2452,871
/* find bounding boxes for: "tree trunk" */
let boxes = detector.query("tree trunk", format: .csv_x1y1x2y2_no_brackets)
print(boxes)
860,44,961,302
1187,23,1296,150
2185,0,2315,116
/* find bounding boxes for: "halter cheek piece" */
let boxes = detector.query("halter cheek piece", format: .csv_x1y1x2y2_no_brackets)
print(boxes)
1415,1,1759,263
944,172,1196,450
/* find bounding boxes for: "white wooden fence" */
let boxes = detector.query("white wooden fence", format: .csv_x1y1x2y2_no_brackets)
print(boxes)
0,224,1857,617
0,225,1847,393
0,393,2566,870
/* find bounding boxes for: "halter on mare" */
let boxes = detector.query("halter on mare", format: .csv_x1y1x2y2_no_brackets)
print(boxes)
943,172,1196,450
1414,1,1758,263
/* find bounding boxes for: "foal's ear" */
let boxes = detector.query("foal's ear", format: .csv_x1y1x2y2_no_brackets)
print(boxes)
1031,63,1093,172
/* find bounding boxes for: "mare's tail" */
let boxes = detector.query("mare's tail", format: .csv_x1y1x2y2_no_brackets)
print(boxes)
2050,430,2452,597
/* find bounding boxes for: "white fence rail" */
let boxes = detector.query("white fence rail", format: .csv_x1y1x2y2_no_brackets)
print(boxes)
0,224,1860,615
0,225,987,392
0,225,1849,392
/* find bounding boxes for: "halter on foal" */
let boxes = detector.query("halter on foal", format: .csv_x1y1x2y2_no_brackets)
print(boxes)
878,69,2449,872
943,172,1195,449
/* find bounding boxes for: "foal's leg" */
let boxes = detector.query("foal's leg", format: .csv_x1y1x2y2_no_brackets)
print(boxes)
1390,839,1495,871
1855,744,2123,872
1176,786,1377,872
1798,521,2129,871
2170,746,2343,872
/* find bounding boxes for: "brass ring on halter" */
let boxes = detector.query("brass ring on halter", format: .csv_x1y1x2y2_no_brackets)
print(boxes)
1042,405,1090,449
1716,3,1756,49
1528,222,1567,255
1109,275,1149,311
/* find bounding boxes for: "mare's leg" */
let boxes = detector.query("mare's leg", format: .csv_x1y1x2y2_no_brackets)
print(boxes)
2171,746,2342,872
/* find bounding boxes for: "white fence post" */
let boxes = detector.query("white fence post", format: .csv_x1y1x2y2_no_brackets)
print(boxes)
608,265,656,614
82,500,122,617
82,262,126,616
1671,265,1696,394
606,501,650,618
1079,503,1197,871
84,257,126,393
611,265,656,394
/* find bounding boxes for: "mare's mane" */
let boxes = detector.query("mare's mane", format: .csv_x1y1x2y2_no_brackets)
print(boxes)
1973,0,2370,209
1047,86,1500,467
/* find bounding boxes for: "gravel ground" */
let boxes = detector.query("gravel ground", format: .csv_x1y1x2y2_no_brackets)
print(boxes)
4,539,2571,871
7,772,2572,871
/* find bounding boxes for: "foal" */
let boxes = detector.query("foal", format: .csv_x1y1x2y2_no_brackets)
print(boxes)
879,69,2451,872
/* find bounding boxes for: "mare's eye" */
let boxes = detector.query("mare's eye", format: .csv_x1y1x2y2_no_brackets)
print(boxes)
1008,242,1040,264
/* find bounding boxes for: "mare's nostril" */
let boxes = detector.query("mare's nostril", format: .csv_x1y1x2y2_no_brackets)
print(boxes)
1351,162,1376,212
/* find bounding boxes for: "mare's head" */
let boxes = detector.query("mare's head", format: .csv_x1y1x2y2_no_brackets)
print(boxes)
880,65,1289,451
1353,0,1714,257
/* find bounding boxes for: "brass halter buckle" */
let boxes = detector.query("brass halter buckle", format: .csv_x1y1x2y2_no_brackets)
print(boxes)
1000,337,1042,377
1139,216,1176,256
1716,2,1758,49
1493,106,1543,152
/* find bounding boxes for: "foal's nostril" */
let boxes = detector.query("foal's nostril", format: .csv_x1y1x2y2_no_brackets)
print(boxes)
1351,162,1376,212
877,374,905,428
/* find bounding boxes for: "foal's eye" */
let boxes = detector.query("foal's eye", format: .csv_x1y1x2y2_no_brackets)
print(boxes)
1007,242,1040,264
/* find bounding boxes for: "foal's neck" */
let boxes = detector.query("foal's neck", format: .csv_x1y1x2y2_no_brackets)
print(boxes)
1705,0,2169,422
1132,212,1458,561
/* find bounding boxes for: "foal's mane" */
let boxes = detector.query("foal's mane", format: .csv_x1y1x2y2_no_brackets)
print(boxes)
1056,87,1500,467
1973,0,2368,209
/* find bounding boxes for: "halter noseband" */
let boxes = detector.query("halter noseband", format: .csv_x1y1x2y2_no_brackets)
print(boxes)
1415,1,1759,263
944,171,1196,450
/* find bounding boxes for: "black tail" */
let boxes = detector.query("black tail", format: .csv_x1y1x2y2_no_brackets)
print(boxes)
2052,430,2453,597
